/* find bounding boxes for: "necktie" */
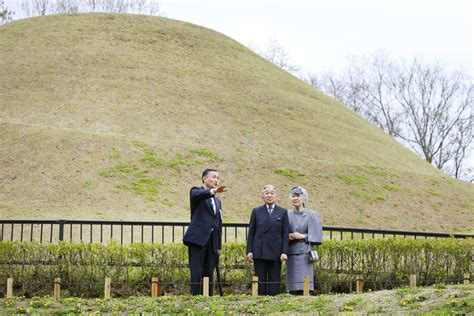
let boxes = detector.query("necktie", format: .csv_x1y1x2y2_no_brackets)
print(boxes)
268,206,273,216
211,198,216,214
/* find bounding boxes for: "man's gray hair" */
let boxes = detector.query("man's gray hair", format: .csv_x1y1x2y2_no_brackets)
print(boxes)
261,184,276,194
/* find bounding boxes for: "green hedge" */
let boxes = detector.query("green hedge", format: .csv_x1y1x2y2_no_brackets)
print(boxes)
0,238,471,297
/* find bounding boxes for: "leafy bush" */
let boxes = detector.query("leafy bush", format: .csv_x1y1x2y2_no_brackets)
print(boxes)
0,238,471,297
315,238,472,293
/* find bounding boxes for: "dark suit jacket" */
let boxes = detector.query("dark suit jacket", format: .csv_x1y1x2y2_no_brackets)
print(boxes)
246,204,289,261
183,186,222,253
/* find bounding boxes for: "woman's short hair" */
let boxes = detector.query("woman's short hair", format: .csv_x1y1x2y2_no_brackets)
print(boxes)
290,186,308,205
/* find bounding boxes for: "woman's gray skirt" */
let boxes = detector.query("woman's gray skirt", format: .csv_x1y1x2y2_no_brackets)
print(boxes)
286,253,314,291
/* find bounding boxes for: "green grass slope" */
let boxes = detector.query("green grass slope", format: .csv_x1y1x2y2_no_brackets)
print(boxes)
0,13,472,231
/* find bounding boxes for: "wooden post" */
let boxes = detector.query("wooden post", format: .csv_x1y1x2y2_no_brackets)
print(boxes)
151,277,160,297
356,275,363,293
6,278,13,298
104,277,111,299
54,278,61,300
303,275,310,296
202,277,209,296
252,276,259,297
410,274,417,288
464,273,470,285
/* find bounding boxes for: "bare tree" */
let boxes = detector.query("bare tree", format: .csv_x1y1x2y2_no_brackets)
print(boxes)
256,39,299,74
124,0,161,15
144,1,161,15
394,59,473,171
20,0,32,17
18,0,162,17
310,53,474,179
357,54,402,136
448,116,473,179
55,0,79,14
0,1,14,24
34,0,51,15
85,0,98,12
307,54,401,134
308,71,346,102
308,68,373,115
20,0,52,17
99,0,127,13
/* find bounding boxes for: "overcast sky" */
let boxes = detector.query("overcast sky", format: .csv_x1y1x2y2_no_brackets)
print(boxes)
158,0,473,76
4,0,473,76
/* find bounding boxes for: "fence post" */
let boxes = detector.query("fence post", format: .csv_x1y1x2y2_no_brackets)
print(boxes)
303,275,310,296
58,220,65,241
6,278,13,298
252,276,259,297
104,277,111,299
464,273,470,285
410,274,417,288
356,275,363,293
151,277,160,297
54,278,61,300
202,277,209,296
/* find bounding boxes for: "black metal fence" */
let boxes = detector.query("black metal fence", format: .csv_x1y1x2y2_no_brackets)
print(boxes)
0,219,471,244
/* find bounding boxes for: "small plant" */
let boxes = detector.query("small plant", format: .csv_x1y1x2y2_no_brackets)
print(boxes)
190,148,219,161
360,165,391,176
110,148,121,159
428,189,442,196
15,306,27,314
82,181,93,188
399,295,421,309
383,183,401,191
341,297,365,311
161,198,173,207
130,177,162,196
336,173,367,185
442,299,470,314
132,140,149,149
99,164,140,177
168,153,189,166
396,287,416,297
274,167,304,179
461,202,473,210
350,190,386,202
141,148,166,167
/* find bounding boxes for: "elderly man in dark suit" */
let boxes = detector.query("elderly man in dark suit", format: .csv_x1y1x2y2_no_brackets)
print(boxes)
246,185,289,295
183,169,227,295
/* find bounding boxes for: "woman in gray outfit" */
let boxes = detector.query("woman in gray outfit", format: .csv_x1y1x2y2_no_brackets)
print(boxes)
286,186,323,294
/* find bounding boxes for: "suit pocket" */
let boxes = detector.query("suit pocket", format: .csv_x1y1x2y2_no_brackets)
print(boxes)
274,218,282,229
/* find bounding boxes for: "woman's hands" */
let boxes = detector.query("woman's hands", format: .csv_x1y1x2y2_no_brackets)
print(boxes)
289,232,306,240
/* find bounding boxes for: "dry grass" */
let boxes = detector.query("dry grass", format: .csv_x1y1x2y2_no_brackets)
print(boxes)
0,13,473,232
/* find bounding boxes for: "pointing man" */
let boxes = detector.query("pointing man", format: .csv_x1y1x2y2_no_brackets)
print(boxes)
183,169,227,295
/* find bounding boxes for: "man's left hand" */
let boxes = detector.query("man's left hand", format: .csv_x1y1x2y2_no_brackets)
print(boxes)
215,185,228,193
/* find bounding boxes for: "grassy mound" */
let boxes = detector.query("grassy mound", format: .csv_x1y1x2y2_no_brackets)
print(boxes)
0,13,472,231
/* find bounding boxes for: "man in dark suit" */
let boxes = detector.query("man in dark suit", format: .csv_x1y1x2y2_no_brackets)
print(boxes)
246,185,289,295
183,169,227,295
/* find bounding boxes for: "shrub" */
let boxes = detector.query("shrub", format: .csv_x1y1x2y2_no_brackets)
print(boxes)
0,238,471,297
